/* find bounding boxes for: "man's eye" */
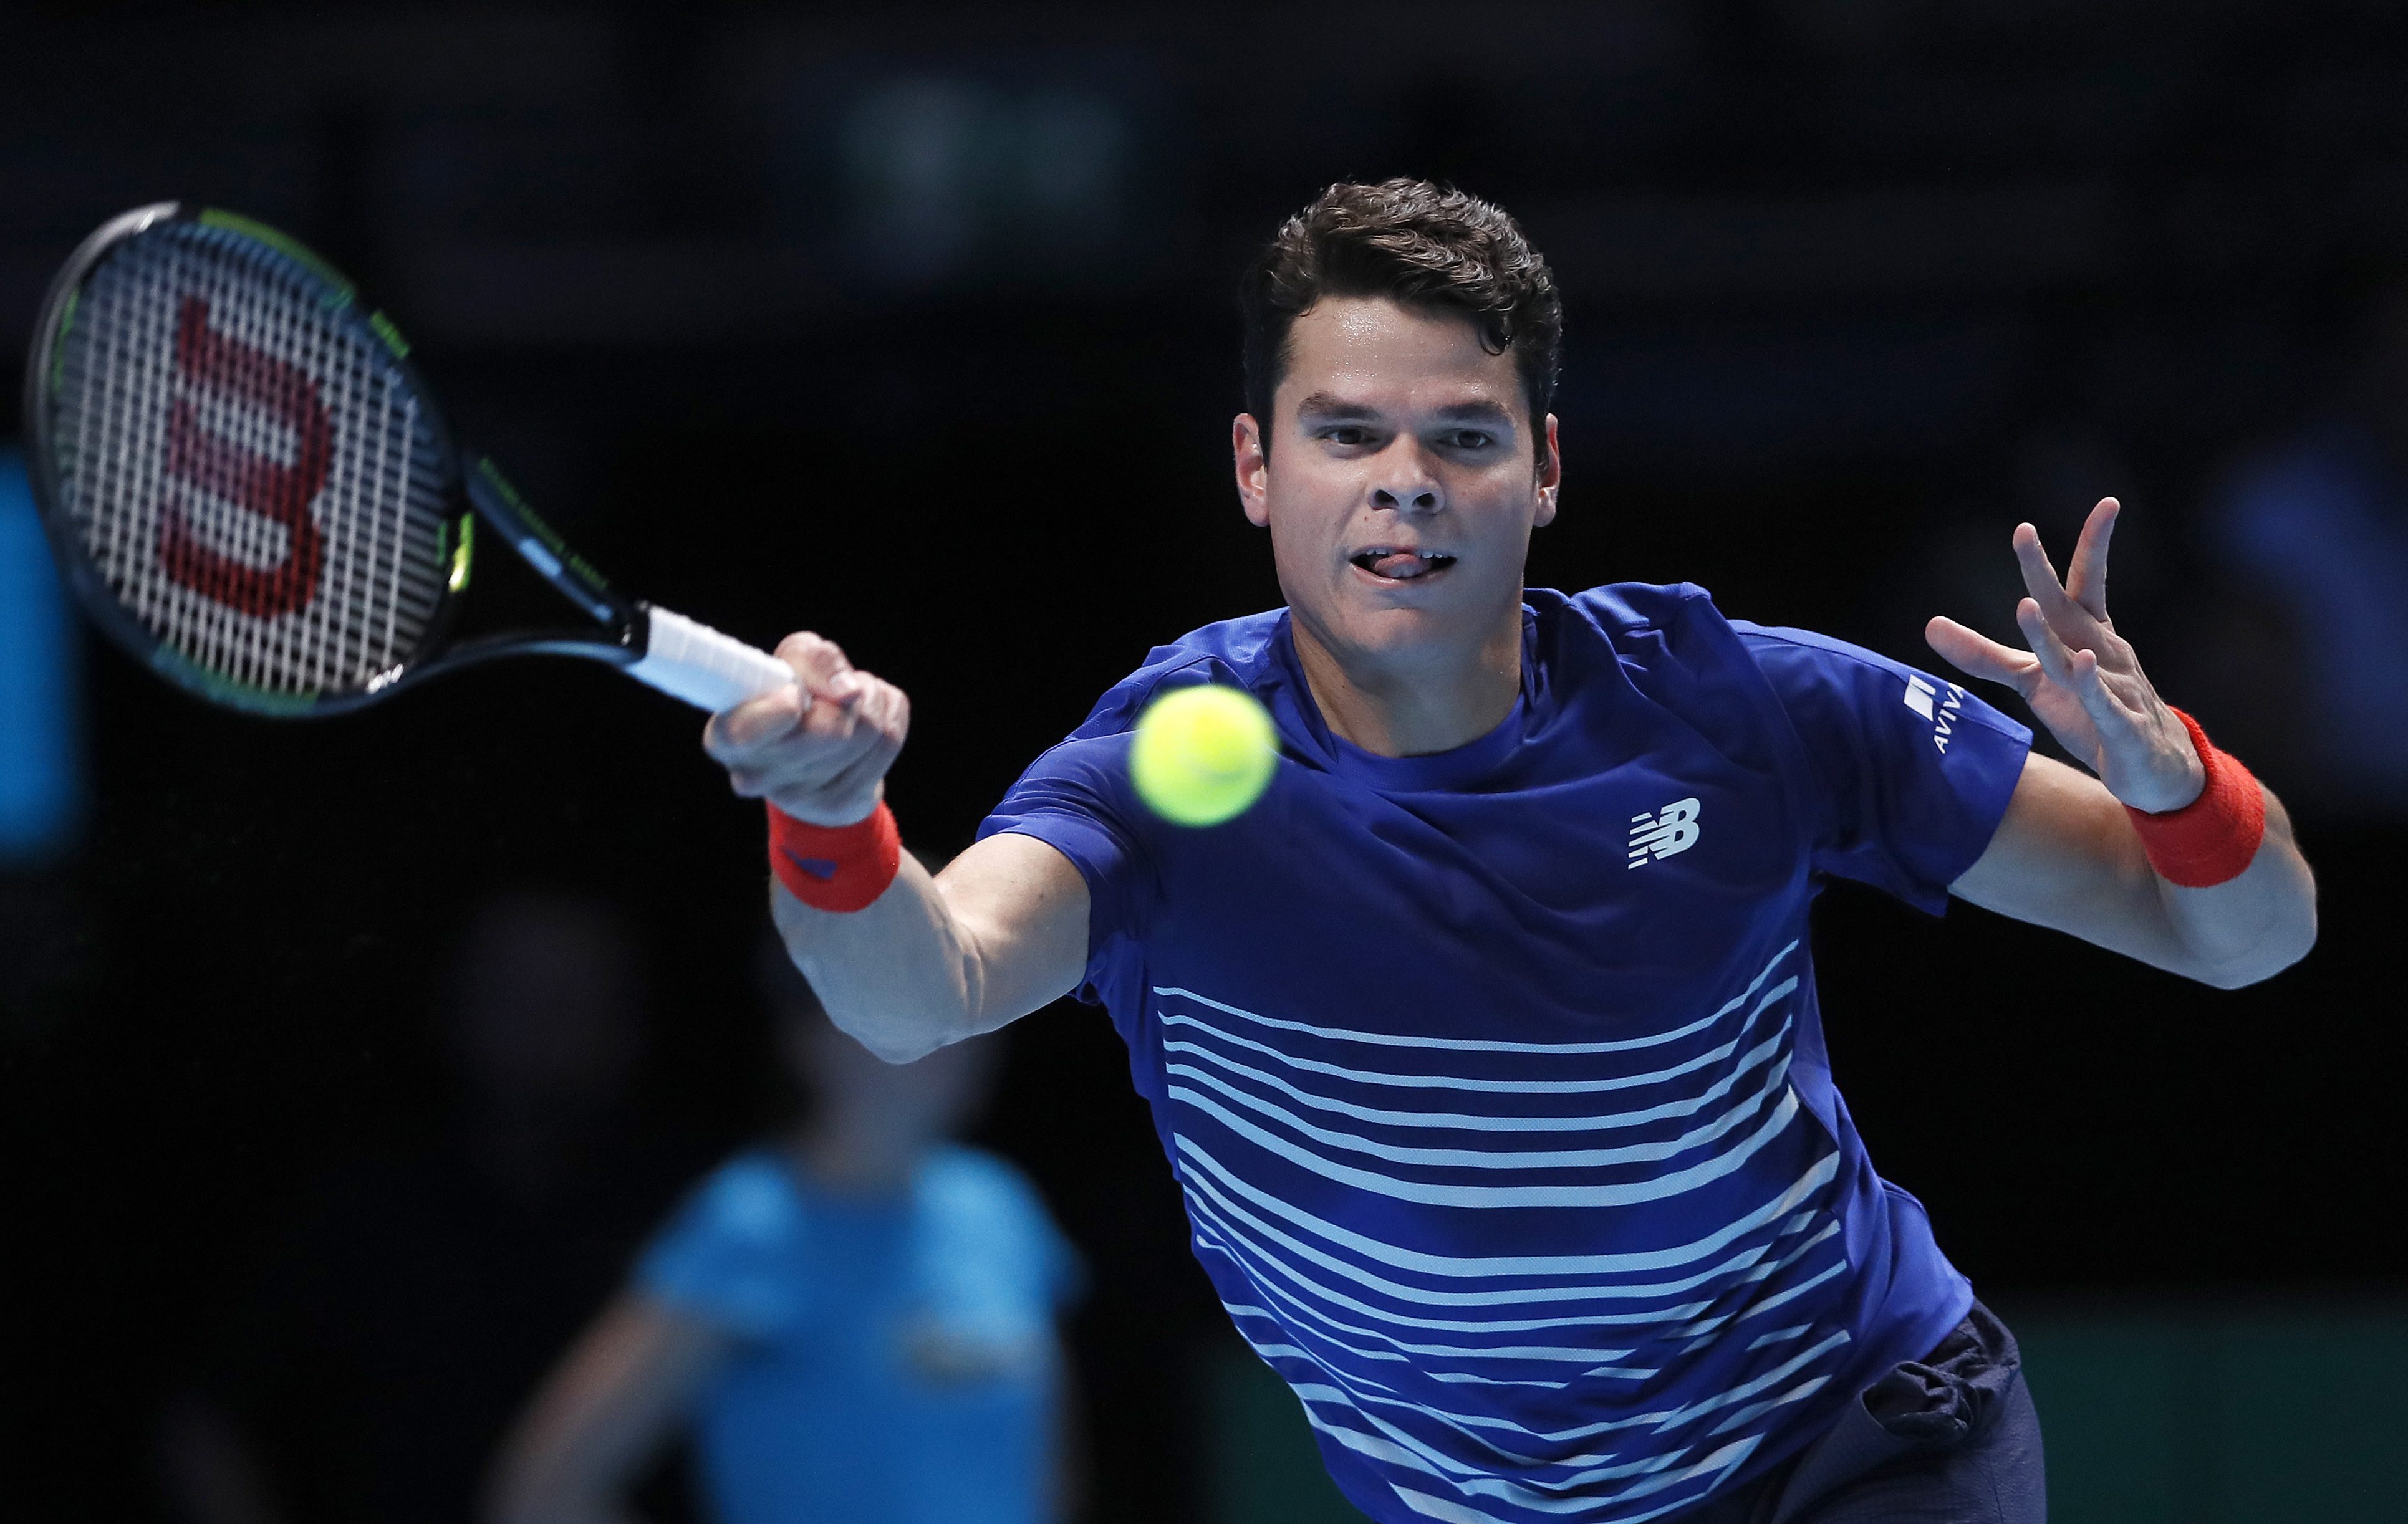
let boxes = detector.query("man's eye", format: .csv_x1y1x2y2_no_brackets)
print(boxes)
1445,431,1495,451
1324,426,1371,446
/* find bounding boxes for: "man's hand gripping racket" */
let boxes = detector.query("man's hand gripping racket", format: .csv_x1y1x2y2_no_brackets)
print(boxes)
21,203,796,718
705,631,911,827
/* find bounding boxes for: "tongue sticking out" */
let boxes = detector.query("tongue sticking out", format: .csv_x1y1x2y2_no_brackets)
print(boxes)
1365,551,1443,580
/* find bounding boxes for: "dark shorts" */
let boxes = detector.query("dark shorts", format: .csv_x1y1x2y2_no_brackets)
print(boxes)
1672,1302,2046,1524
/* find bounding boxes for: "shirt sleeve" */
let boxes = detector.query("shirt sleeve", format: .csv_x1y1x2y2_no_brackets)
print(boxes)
1734,623,2033,914
977,666,1193,987
633,1155,807,1340
976,732,1154,955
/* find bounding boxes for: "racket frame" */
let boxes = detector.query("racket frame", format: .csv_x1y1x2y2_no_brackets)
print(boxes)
21,202,672,717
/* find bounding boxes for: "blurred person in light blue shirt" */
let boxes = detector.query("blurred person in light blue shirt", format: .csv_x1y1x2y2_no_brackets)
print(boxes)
489,925,1082,1524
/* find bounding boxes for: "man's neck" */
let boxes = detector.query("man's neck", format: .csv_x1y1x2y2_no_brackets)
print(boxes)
1290,605,1524,757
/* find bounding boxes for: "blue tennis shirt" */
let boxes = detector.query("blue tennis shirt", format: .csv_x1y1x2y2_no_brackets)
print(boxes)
637,1146,1079,1524
978,584,2031,1524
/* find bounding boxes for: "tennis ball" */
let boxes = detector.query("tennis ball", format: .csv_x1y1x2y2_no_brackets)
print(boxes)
1130,685,1278,827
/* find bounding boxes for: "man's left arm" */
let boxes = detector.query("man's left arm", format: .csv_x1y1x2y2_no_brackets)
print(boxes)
1929,497,2318,989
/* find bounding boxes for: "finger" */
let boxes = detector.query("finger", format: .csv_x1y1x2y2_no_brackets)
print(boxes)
849,676,910,745
2060,497,2118,621
2012,522,2106,649
2013,596,2090,691
788,672,909,757
795,685,870,744
805,709,908,805
829,685,910,777
775,631,862,706
1924,616,2042,692
831,693,907,769
2056,642,2137,731
705,681,807,757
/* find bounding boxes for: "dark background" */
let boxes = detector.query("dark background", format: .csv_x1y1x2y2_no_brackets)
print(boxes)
3,3,2404,1521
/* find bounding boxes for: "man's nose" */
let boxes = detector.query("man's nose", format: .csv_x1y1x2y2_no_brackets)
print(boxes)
1369,440,1443,513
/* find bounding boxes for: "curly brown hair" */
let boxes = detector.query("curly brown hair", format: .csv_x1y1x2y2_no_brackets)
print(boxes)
1240,179,1563,453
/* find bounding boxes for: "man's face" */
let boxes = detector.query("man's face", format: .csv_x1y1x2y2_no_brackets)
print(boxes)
1236,295,1559,673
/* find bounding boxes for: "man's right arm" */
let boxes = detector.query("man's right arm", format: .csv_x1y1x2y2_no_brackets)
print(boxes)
704,631,1090,1063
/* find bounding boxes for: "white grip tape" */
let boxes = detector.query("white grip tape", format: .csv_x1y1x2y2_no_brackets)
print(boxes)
627,606,796,712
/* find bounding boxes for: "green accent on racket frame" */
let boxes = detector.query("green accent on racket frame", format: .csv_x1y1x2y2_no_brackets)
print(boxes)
471,458,615,606
367,310,411,360
197,208,357,299
448,514,474,592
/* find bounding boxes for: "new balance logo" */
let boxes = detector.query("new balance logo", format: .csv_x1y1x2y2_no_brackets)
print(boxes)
1902,675,1968,754
1628,798,1703,868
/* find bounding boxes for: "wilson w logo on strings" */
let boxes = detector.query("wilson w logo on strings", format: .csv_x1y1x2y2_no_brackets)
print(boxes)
157,295,331,618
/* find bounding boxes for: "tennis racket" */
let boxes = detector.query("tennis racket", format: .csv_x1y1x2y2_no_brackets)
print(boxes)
19,202,797,717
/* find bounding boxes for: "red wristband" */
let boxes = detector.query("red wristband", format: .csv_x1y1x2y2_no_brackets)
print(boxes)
2123,709,2265,888
768,800,902,912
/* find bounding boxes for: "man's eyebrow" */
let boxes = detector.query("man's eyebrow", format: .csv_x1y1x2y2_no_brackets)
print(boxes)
1293,391,1379,418
1292,393,1517,424
1430,399,1518,423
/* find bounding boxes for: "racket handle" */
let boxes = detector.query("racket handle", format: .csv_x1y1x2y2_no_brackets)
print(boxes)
628,605,796,712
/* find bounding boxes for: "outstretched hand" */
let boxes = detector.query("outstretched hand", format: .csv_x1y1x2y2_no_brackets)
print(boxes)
1925,497,2204,813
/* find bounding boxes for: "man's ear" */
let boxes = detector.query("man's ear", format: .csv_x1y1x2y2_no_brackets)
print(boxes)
1234,413,1271,528
1533,413,1561,527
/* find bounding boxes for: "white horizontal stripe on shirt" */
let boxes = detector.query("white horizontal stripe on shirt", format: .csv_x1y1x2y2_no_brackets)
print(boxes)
1291,1376,1608,1478
1168,1048,1794,1172
1195,1187,1833,1344
1163,1013,1795,1134
1384,1434,1757,1524
1636,1331,1852,1440
1159,1010,1758,1096
1221,1234,1848,1464
1707,1375,1834,1439
1315,1391,1764,1515
1324,1310,1846,1466
1173,1083,1806,1209
1300,1395,1535,1483
1271,1331,1655,1457
1175,1138,1841,1278
1746,1323,1813,1351
1258,1346,1429,1402
1178,1165,1824,1310
1672,1257,1852,1344
1196,1223,1660,1361
1150,941,1798,1056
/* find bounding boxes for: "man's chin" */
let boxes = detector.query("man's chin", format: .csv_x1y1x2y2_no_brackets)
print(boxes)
1302,599,1479,667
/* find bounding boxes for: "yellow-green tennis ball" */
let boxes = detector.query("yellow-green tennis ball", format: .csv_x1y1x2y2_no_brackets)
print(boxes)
1130,685,1278,827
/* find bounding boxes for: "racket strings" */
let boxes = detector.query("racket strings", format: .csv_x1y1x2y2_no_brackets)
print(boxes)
52,224,450,699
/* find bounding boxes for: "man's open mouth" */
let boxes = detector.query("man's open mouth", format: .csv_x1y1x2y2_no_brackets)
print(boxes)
1350,549,1457,582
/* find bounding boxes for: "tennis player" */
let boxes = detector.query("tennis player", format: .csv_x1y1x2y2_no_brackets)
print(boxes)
703,181,2316,1523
